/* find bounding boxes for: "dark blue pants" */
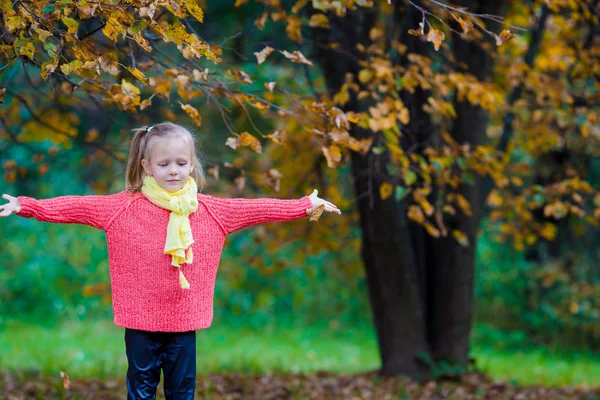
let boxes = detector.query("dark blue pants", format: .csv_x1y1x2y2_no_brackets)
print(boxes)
124,328,196,400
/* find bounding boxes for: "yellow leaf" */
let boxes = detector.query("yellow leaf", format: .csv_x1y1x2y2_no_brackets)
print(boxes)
102,17,121,41
127,67,149,84
452,230,470,247
238,132,262,153
61,17,79,34
419,199,434,216
5,16,27,33
140,98,152,110
85,128,99,143
495,29,515,45
309,14,330,29
286,16,303,43
379,182,393,200
280,50,313,66
358,69,374,84
427,28,445,51
408,205,424,223
18,42,35,60
424,222,440,238
235,0,249,6
181,103,202,127
322,145,342,168
369,27,384,41
254,46,274,65
121,79,140,96
539,223,557,241
569,302,579,314
308,204,325,222
486,190,503,207
184,0,204,22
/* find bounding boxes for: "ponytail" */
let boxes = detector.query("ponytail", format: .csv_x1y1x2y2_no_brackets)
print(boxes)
125,126,151,192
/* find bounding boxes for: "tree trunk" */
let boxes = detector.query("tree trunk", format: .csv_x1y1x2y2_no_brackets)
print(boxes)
425,0,508,365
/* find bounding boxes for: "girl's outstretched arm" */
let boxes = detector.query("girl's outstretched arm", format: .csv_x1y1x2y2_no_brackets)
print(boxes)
1,192,123,231
198,189,341,235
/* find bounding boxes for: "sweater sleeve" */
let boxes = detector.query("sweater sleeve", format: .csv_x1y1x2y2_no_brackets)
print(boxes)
15,192,125,231
198,194,312,235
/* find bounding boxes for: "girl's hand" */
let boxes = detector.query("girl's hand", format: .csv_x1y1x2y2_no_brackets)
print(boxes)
307,189,341,215
0,194,21,217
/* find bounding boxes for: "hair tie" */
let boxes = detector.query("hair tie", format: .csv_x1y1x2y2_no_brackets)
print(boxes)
145,125,154,133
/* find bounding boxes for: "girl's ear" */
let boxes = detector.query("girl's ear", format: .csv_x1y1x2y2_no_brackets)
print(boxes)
141,159,150,175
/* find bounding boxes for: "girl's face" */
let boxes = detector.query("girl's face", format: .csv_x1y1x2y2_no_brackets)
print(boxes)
141,137,194,192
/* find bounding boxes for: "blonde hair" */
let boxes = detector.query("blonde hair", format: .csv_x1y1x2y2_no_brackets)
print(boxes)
125,122,206,192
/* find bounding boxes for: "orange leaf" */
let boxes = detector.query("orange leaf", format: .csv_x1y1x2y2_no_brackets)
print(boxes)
495,29,515,45
180,103,202,127
238,132,262,153
408,22,425,36
408,205,425,223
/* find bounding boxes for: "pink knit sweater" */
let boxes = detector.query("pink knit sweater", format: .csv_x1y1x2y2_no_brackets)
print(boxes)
16,191,312,332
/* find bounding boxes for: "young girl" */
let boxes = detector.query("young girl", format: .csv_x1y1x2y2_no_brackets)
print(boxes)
0,121,340,400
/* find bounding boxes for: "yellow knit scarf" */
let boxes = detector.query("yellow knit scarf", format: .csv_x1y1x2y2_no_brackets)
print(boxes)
141,175,198,289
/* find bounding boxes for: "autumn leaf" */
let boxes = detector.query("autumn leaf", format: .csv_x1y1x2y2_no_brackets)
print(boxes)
369,27,384,41
254,46,275,65
458,17,473,35
408,22,425,36
495,29,515,45
309,14,330,29
127,67,149,84
308,204,325,222
322,145,342,168
286,16,303,43
121,80,140,96
453,230,470,247
238,132,262,153
225,137,239,150
380,182,393,200
265,82,276,92
228,69,253,84
0,88,5,104
280,50,313,66
180,103,202,127
427,28,445,51
184,0,204,23
60,371,71,389
408,205,425,223
61,16,79,34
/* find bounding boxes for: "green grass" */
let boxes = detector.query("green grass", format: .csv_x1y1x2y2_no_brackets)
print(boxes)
1,319,599,388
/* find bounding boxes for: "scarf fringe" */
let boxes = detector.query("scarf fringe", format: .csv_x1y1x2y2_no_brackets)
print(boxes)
179,269,190,289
